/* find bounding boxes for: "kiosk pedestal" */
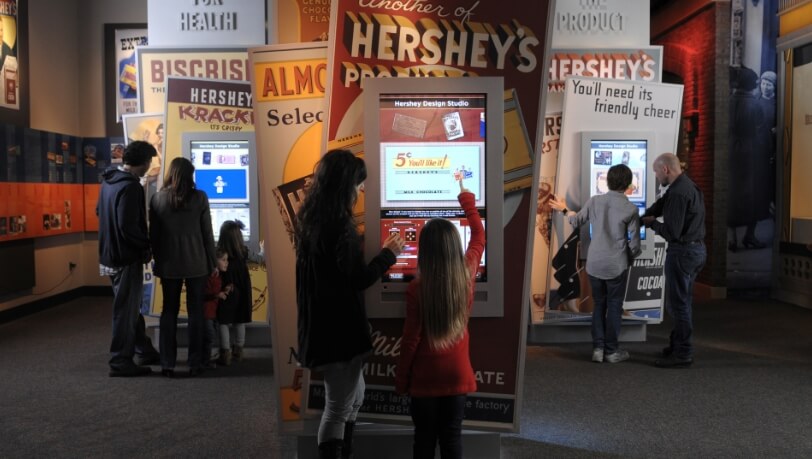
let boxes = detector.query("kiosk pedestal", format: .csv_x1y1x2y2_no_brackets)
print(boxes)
528,321,646,344
297,424,500,458
145,317,271,347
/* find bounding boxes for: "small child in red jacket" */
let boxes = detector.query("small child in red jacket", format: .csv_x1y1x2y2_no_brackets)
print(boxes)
203,248,233,369
395,179,485,459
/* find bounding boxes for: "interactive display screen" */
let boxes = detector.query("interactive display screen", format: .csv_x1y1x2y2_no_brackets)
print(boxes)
378,93,487,282
363,78,504,317
189,140,252,242
587,139,648,240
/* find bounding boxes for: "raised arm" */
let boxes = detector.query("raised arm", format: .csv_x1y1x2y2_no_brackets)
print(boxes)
458,180,484,274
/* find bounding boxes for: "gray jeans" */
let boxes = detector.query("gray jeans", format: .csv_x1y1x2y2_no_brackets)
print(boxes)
318,357,365,443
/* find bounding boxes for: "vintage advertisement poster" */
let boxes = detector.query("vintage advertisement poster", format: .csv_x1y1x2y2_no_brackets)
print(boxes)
528,1,667,328
149,77,267,323
530,45,664,325
546,47,662,108
503,89,534,193
248,42,328,431
121,112,164,194
530,111,561,323
114,28,147,122
136,47,249,114
539,76,682,324
276,0,331,43
726,0,778,288
0,0,19,110
324,0,550,150
312,0,553,432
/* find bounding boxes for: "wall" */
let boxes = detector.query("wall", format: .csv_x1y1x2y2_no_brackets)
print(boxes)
3,0,279,313
1,0,147,313
78,0,148,138
652,1,729,293
29,0,80,135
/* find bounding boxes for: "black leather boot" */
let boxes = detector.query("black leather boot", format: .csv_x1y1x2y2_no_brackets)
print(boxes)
318,439,343,459
342,421,356,459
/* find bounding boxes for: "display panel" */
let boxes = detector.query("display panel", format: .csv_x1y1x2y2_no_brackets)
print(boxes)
380,142,485,208
380,209,487,283
580,131,657,258
587,139,648,240
182,133,259,250
363,77,504,318
378,94,487,284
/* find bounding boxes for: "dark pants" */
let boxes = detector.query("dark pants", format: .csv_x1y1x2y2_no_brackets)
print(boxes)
589,270,629,354
203,319,218,365
410,395,466,459
109,262,148,370
135,314,159,358
159,276,207,370
664,243,707,359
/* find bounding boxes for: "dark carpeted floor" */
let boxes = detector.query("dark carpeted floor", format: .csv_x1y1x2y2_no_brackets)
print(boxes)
1,294,811,458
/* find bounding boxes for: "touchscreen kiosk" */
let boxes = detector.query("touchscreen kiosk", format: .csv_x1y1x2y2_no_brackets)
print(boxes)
580,131,657,258
182,132,260,253
363,77,504,318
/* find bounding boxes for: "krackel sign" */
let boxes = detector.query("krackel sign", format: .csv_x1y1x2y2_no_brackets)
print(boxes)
136,47,249,114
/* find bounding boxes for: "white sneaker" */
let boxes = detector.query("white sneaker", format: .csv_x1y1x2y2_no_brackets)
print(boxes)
605,349,630,363
592,348,604,363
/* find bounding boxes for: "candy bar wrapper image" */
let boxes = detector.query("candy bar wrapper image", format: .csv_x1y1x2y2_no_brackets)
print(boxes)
442,111,464,140
392,113,428,139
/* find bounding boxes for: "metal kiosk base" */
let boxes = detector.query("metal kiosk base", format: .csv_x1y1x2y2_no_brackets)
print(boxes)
528,321,647,343
297,423,500,458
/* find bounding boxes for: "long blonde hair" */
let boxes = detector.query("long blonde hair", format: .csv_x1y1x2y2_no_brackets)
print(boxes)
417,218,470,349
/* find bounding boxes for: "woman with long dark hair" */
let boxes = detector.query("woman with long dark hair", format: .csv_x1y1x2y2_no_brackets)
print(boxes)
295,150,404,458
150,157,216,377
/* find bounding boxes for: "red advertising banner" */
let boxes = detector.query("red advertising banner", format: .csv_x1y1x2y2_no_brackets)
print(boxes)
313,0,553,432
325,0,551,149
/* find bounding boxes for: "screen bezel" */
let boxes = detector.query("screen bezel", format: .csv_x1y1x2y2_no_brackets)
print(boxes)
182,131,260,255
363,77,504,319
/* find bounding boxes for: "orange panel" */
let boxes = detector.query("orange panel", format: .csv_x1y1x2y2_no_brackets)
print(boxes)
0,183,89,240
84,184,101,231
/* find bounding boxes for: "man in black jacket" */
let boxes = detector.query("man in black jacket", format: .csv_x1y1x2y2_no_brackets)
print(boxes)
97,141,158,377
642,153,706,368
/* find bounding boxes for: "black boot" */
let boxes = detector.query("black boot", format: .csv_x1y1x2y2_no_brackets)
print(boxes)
318,439,343,459
342,421,356,459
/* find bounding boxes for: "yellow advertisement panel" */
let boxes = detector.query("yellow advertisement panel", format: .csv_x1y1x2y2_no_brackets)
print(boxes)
249,42,328,430
150,76,267,324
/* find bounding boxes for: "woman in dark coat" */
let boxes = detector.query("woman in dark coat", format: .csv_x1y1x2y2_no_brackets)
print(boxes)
295,150,404,458
150,157,216,377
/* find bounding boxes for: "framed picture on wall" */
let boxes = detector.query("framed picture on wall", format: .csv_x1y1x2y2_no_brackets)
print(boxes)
0,0,29,126
104,23,147,137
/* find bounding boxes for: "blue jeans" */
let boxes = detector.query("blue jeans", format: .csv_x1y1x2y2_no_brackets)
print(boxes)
589,271,628,354
159,276,207,370
664,243,707,359
318,357,365,443
410,394,466,459
109,262,146,370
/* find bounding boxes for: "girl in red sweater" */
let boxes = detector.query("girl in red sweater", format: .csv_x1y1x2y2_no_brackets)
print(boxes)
395,179,485,459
